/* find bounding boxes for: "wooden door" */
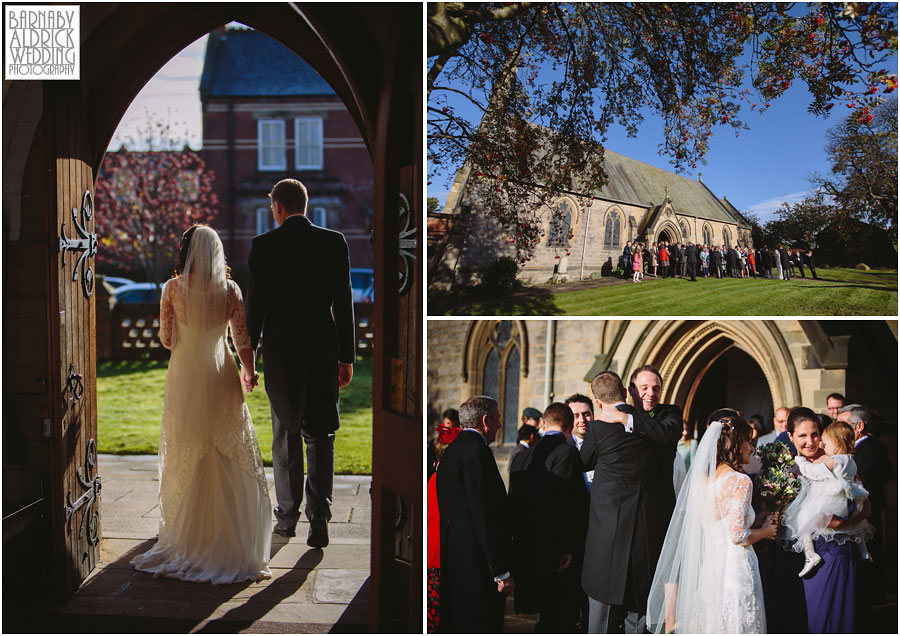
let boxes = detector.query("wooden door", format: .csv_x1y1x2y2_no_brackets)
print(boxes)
370,7,422,630
47,82,101,599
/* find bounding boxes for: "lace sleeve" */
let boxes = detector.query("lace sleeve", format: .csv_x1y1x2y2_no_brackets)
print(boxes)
227,280,251,351
159,280,176,349
717,473,752,545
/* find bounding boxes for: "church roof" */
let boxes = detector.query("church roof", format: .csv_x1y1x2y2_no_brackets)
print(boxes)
579,149,746,226
200,27,336,100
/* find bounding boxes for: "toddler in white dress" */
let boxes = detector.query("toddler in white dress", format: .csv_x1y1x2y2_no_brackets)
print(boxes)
782,421,874,577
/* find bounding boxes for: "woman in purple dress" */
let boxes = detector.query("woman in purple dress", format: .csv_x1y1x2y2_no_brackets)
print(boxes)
787,408,871,633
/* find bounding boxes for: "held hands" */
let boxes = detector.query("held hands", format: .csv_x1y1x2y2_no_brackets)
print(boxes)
241,366,259,393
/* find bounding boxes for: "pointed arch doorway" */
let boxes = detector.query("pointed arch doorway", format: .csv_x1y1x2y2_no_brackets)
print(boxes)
685,347,774,437
2,4,421,630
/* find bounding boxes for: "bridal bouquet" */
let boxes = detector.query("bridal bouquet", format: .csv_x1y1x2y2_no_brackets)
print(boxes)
754,442,800,512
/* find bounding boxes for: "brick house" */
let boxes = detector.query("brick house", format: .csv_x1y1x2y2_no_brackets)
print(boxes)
200,26,373,268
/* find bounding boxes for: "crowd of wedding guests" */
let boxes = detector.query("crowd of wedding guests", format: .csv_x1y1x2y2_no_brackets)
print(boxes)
621,240,818,283
427,372,894,634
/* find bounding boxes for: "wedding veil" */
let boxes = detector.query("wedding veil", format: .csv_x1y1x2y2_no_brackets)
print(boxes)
646,420,725,634
180,225,229,329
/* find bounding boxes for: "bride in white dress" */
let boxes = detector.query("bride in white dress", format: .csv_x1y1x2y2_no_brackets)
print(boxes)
647,413,777,633
131,225,272,584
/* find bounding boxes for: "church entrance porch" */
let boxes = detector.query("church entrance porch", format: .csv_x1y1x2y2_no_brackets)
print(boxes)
686,347,774,437
657,228,677,244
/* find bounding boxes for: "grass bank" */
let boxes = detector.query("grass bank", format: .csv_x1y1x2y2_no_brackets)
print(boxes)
97,357,373,474
431,267,897,316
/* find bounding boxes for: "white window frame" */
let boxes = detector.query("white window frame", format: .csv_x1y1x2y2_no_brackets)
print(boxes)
255,207,271,236
257,119,286,171
312,206,327,228
294,116,323,170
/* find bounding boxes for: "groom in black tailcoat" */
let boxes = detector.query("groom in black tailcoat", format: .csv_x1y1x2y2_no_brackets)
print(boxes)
509,403,589,632
245,178,355,547
581,367,682,633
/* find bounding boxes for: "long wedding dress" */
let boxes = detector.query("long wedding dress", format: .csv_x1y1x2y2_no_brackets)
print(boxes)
647,421,765,633
131,227,272,584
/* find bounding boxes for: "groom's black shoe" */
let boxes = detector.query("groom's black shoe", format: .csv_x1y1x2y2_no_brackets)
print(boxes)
307,520,329,548
273,523,296,538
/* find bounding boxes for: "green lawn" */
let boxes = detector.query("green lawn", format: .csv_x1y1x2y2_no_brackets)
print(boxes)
97,357,373,474
431,267,897,316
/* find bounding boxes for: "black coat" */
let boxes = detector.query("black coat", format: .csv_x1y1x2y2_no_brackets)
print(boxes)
685,244,699,264
509,433,589,614
855,435,892,532
246,214,355,434
710,250,722,269
579,403,682,610
727,247,740,269
508,442,531,476
761,249,772,269
437,430,512,633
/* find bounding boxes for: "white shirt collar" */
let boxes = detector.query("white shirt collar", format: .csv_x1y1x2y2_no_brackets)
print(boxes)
854,435,869,447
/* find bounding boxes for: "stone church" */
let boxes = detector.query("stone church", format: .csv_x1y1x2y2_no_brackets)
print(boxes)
431,149,753,286
427,320,897,466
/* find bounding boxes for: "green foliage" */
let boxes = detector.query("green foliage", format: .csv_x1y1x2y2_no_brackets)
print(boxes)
428,3,898,263
427,196,440,214
97,358,373,474
480,256,519,291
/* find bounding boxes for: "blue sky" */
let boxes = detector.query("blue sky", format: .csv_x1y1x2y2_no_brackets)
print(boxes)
429,33,898,223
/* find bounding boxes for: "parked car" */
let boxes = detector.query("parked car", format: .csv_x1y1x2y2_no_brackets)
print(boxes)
101,276,135,289
350,267,374,303
113,282,160,303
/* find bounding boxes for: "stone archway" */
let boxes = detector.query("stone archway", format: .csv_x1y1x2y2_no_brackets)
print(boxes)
623,320,801,434
685,347,773,436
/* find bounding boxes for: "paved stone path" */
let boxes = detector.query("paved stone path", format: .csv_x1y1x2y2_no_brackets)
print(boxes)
18,455,372,633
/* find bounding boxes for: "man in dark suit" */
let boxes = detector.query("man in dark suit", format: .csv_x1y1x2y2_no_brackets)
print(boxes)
685,242,698,282
437,396,514,633
760,245,772,279
622,241,632,279
726,245,740,277
803,249,818,279
837,404,893,611
581,368,682,633
508,424,537,476
710,245,721,278
245,178,354,547
510,403,589,632
778,245,792,280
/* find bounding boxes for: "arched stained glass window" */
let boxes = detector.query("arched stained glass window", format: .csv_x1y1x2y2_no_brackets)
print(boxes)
483,348,499,402
502,345,520,445
548,201,572,247
605,212,620,246
703,225,712,246
723,226,731,248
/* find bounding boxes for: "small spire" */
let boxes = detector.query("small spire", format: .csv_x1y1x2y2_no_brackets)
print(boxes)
698,172,703,182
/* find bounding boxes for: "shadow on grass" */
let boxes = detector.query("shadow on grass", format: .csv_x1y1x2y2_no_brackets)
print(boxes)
429,286,563,316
